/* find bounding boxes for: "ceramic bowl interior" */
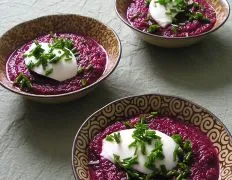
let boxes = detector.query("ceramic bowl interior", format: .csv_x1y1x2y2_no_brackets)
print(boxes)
0,14,121,103
115,0,230,47
72,94,232,180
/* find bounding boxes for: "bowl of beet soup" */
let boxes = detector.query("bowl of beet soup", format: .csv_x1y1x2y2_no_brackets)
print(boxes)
115,0,230,47
72,94,232,180
0,14,121,103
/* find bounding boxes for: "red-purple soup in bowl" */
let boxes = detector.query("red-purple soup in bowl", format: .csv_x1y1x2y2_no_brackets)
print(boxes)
72,94,232,180
115,0,230,47
0,15,121,103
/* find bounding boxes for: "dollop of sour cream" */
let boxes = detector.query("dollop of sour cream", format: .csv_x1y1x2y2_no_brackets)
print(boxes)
149,0,178,27
101,129,178,174
24,42,77,82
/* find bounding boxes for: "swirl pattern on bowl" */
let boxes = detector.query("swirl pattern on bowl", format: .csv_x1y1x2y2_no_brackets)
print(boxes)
72,94,232,180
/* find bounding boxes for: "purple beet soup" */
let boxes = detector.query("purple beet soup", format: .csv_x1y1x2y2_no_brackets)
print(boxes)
88,116,219,180
6,33,107,95
127,0,216,37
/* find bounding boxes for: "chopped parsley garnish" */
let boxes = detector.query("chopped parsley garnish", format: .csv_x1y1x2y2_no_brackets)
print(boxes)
113,154,142,179
129,120,161,155
81,79,87,87
169,134,193,179
188,11,210,23
65,58,72,61
45,68,53,76
156,0,170,6
106,132,121,144
27,44,44,59
171,24,179,33
14,73,32,89
146,0,152,6
26,61,36,70
23,37,80,76
172,134,183,146
124,121,133,128
107,113,193,179
122,155,139,169
77,66,84,75
150,112,158,116
145,0,211,33
148,24,160,33
86,64,94,71
145,140,164,169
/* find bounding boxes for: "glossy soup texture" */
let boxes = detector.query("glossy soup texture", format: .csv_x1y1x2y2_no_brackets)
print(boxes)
127,0,216,37
6,33,107,95
88,116,219,180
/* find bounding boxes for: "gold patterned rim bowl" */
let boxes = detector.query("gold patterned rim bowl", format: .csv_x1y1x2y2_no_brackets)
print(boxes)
72,94,232,180
115,0,230,48
0,14,121,103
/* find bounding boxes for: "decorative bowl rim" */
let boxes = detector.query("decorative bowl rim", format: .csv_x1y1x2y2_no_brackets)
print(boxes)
71,93,232,180
0,14,122,99
114,0,230,40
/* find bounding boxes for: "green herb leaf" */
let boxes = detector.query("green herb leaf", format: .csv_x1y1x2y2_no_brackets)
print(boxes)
106,132,121,144
171,24,178,33
183,140,192,152
49,56,61,64
65,58,72,61
26,61,35,70
113,154,143,179
14,73,32,89
129,120,161,155
188,11,211,23
148,24,160,33
122,155,138,169
124,121,133,128
114,133,121,143
201,17,211,23
77,66,84,75
146,0,152,6
27,43,45,59
106,135,114,142
193,2,200,8
157,0,170,6
173,145,179,161
45,68,53,76
172,134,183,146
145,140,164,169
81,79,87,87
86,64,94,71
183,151,192,164
150,112,158,116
